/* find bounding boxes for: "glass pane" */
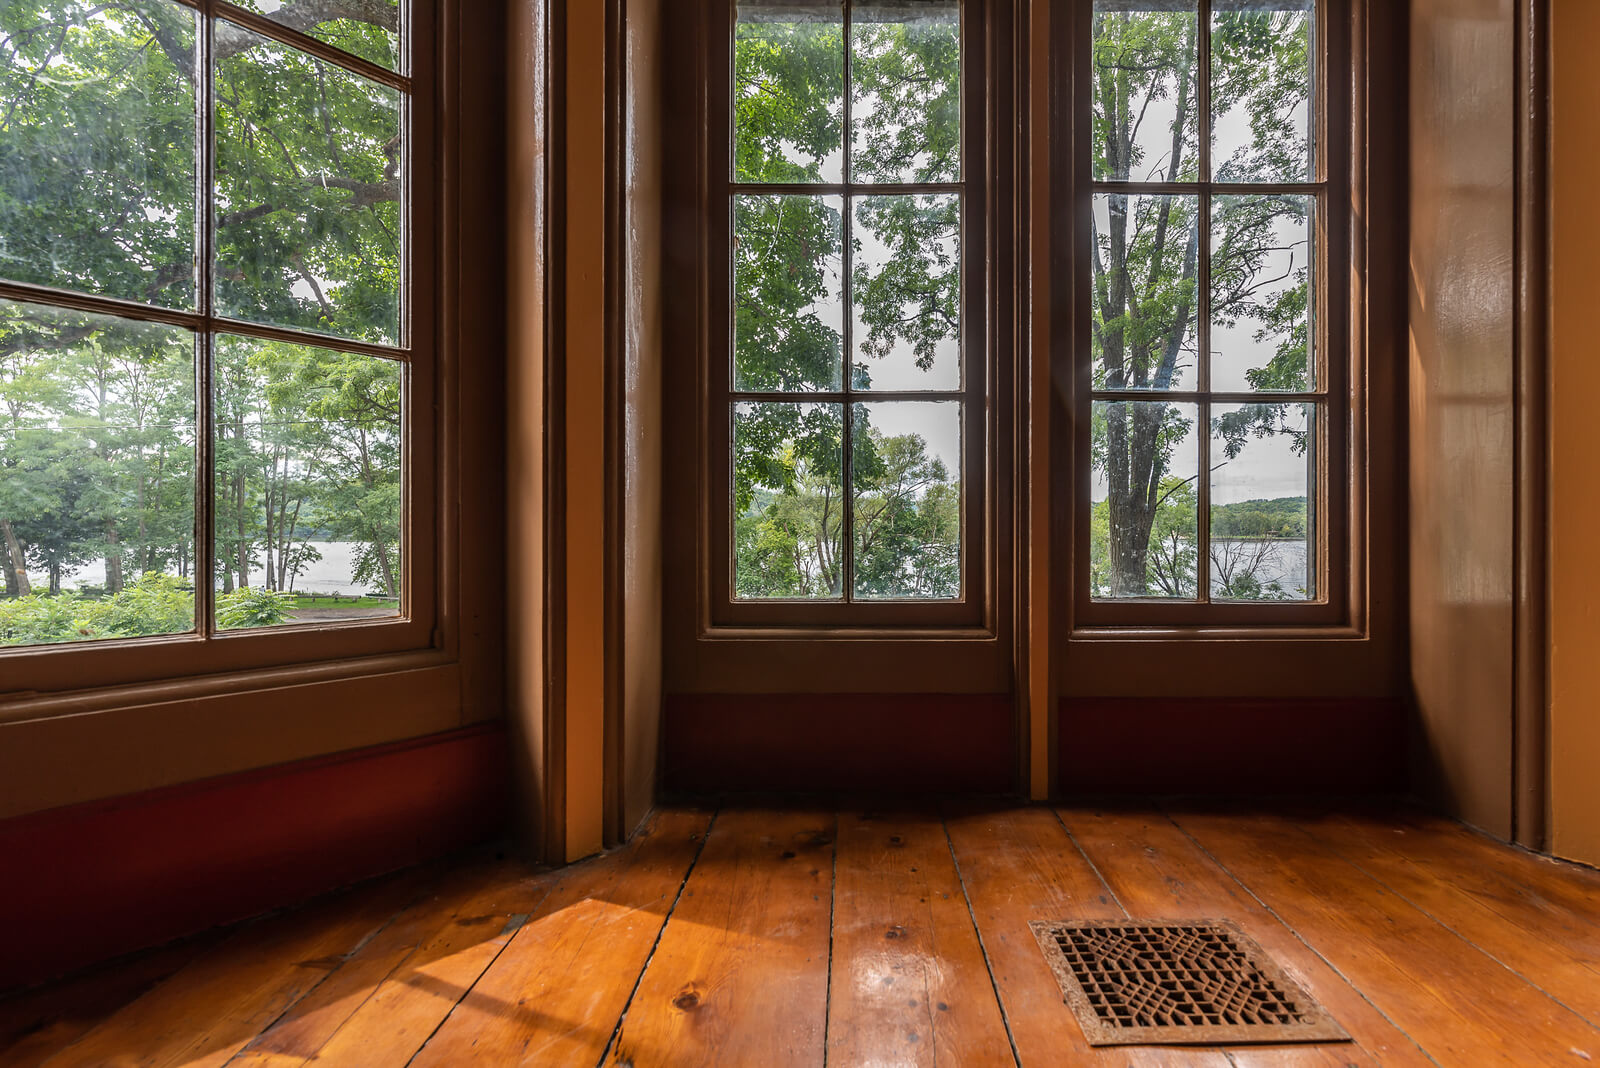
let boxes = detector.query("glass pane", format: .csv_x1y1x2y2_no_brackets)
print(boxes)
0,1,197,307
851,401,961,599
1211,0,1314,183
1210,194,1313,392
1092,194,1200,391
0,301,196,647
214,23,403,346
850,0,960,184
1092,0,1200,183
1210,401,1314,601
733,401,844,599
735,0,844,183
1091,400,1199,600
213,336,402,629
852,194,960,391
225,0,403,72
734,194,844,392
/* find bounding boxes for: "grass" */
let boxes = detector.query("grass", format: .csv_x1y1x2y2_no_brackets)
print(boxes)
281,593,397,610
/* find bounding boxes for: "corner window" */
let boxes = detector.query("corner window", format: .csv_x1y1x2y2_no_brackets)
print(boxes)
715,0,983,625
0,1,430,671
1077,0,1345,623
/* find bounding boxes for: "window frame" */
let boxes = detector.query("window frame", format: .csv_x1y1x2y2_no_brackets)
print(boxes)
0,0,442,694
705,0,993,630
1068,0,1353,629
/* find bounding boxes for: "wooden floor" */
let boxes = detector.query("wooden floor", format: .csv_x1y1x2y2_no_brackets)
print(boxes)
4,801,1600,1067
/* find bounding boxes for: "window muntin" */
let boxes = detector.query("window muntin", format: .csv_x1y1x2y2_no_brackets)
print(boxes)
0,0,414,651
1085,0,1330,610
727,0,970,609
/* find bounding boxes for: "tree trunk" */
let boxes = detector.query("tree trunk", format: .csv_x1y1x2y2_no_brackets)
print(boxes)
1,519,26,597
104,520,124,593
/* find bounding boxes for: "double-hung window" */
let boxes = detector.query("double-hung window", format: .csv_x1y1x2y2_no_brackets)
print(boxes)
0,0,434,684
1077,0,1347,625
715,0,984,627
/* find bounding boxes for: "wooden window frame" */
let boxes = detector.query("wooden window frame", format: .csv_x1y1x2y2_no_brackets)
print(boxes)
704,0,993,631
1068,0,1354,631
0,0,445,695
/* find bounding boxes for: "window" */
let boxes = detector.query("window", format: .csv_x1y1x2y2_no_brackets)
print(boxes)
1077,0,1346,624
0,1,433,673
715,0,983,625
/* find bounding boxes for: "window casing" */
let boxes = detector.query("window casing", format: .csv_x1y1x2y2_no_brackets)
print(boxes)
0,0,439,692
708,0,990,629
1072,0,1350,629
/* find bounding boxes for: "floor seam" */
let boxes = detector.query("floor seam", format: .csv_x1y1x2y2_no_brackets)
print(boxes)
821,810,839,1068
941,808,1023,1068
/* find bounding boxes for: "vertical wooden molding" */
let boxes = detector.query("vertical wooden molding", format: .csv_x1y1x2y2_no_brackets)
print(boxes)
1026,0,1052,801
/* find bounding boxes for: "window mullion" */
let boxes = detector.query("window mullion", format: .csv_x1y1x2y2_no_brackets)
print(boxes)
197,4,217,639
840,0,855,603
1196,0,1213,604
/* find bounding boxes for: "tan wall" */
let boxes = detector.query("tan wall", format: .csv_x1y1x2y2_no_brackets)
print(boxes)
1548,0,1600,867
1407,0,1518,837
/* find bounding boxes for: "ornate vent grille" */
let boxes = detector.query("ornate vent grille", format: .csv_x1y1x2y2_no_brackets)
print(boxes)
1029,919,1350,1047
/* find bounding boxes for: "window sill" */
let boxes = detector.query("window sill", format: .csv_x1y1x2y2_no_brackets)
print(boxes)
1068,624,1369,643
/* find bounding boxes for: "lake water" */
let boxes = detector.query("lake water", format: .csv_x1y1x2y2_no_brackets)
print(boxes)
1213,539,1309,597
27,541,386,597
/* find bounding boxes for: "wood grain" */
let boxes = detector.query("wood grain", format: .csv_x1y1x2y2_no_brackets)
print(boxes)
1172,809,1600,1065
604,807,835,1067
827,809,1014,1067
408,806,713,1065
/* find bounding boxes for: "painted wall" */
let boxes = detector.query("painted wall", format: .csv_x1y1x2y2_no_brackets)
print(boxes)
1548,0,1600,867
1407,0,1518,838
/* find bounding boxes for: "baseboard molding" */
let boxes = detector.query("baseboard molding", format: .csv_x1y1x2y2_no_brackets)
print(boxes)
1058,697,1406,795
663,693,1016,794
0,722,509,991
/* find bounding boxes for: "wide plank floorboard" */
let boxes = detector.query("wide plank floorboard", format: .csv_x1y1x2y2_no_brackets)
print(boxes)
7,801,1600,1067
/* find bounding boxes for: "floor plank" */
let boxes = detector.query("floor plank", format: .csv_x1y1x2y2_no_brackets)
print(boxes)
827,808,1015,1067
36,874,426,1068
408,806,714,1066
1173,808,1600,1066
1058,805,1429,1068
297,861,556,1066
604,807,835,1067
943,802,1232,1067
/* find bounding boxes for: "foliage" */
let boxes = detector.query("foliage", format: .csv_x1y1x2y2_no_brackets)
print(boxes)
215,585,294,630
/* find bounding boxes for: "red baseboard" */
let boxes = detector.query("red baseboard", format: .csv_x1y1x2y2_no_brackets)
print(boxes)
1058,697,1406,795
663,693,1016,795
0,722,509,991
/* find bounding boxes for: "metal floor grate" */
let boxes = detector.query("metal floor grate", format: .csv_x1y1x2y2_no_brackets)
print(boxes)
1029,919,1350,1047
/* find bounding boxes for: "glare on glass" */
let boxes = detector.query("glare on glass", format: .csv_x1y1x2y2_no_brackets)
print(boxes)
1092,194,1200,392
0,301,197,647
1209,402,1315,601
0,0,197,308
214,23,403,347
225,0,404,72
1090,400,1200,600
732,401,844,599
1211,0,1315,183
733,195,845,392
850,1,960,184
850,402,961,600
735,1,845,184
1210,194,1313,392
852,194,960,391
1092,0,1200,183
212,336,403,629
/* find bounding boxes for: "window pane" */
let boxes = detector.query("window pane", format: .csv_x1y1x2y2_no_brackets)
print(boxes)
852,194,960,391
849,0,960,184
1211,0,1314,183
1210,193,1313,392
1092,194,1200,392
0,1,197,308
735,1,844,183
224,0,404,72
1092,0,1200,183
213,336,402,630
734,194,844,392
214,23,403,346
0,301,196,647
1091,400,1199,600
733,401,844,599
1210,401,1314,601
851,401,960,599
